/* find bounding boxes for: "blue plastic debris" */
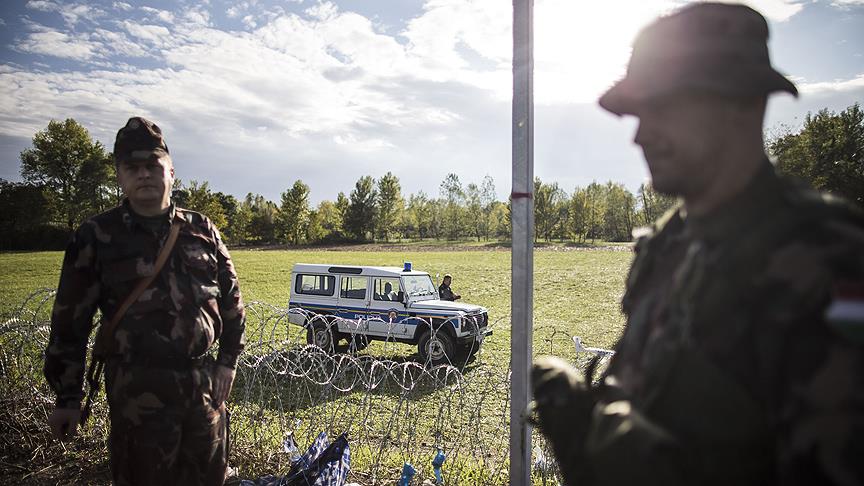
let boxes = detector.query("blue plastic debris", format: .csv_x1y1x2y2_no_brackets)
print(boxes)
431,450,446,484
283,433,302,466
240,432,350,486
397,463,416,486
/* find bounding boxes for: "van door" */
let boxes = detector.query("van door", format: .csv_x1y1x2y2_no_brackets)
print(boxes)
336,275,371,334
368,277,409,338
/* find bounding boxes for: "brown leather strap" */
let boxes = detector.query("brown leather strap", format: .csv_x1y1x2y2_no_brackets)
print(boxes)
97,215,182,353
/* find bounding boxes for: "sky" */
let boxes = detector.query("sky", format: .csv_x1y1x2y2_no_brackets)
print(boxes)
1,0,862,205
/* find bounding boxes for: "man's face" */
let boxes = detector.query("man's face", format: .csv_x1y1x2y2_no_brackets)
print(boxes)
443,277,451,286
116,156,174,209
633,92,732,197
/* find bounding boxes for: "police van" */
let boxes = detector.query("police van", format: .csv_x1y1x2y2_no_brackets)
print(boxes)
287,263,491,365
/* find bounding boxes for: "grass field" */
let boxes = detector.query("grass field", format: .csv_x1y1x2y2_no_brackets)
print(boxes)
0,246,633,484
0,246,633,352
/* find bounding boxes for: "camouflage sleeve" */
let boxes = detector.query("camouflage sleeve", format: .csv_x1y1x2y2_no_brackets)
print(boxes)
213,225,245,369
757,231,864,485
44,222,101,409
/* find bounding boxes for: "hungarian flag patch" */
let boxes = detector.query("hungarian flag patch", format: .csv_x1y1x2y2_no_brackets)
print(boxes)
825,281,864,343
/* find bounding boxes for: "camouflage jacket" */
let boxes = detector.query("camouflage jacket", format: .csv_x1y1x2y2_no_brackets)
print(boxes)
592,161,864,485
44,201,246,409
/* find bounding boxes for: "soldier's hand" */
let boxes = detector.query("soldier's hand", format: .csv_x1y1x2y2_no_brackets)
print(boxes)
211,364,236,408
48,407,81,441
530,356,596,485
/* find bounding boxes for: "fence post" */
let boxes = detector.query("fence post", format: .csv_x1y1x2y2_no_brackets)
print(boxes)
511,0,534,484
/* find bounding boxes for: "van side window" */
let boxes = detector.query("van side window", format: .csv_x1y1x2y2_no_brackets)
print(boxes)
341,276,368,300
295,274,335,296
373,277,401,301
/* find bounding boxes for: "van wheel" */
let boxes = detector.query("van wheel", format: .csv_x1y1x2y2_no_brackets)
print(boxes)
418,329,455,366
307,321,336,353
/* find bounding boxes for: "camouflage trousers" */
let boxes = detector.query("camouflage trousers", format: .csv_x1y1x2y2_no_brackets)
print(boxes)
104,357,228,486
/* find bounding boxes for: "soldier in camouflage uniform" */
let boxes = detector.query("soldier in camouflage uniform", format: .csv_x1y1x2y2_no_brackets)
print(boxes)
44,117,246,485
531,3,864,485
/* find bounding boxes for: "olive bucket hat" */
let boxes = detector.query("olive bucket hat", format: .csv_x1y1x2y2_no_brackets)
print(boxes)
599,2,798,115
113,116,170,163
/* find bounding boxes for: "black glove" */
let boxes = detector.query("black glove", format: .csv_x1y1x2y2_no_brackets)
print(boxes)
529,356,596,486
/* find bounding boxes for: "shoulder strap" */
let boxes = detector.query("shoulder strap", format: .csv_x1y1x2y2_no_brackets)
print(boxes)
95,216,182,354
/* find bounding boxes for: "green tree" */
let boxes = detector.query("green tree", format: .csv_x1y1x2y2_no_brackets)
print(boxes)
229,202,253,245
490,200,510,240
315,200,344,242
569,187,588,242
376,172,403,242
306,208,324,243
440,173,465,239
213,192,242,243
534,178,566,242
335,192,349,237
178,180,228,230
637,182,677,226
0,180,59,249
20,118,117,231
584,182,606,242
244,193,278,244
480,175,497,240
428,198,444,240
768,103,864,205
345,176,377,241
405,191,432,239
277,180,311,245
603,182,636,241
465,183,483,241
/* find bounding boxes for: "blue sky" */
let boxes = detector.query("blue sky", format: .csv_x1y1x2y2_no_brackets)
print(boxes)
1,0,862,204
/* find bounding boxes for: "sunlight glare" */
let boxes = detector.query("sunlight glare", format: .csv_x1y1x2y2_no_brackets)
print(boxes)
534,0,679,105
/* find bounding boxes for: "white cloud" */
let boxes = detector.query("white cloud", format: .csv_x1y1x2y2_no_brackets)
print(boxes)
113,2,132,11
91,28,153,59
242,15,257,29
13,28,98,61
726,0,805,22
0,18,6,26
183,6,211,26
830,0,864,5
1,3,513,199
798,74,864,94
140,6,175,24
25,0,56,13
226,2,252,19
121,22,173,48
25,0,105,26
2,0,858,203
766,73,864,134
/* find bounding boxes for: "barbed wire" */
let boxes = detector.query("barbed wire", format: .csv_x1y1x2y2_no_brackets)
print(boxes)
0,289,613,485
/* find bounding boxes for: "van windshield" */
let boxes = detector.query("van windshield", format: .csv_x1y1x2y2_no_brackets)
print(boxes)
402,274,437,298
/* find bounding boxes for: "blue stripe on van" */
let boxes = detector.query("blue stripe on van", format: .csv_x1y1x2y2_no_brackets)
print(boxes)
288,301,459,325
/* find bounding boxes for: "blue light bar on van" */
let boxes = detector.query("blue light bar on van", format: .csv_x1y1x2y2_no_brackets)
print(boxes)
403,262,412,272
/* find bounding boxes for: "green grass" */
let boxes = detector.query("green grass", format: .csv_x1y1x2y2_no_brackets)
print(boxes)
0,247,633,484
0,248,632,351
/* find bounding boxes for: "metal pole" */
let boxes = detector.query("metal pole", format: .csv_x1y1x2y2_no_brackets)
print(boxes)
511,0,534,484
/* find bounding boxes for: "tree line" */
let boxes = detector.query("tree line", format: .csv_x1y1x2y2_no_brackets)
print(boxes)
2,103,862,250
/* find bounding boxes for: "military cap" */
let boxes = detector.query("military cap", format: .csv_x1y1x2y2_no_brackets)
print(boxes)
113,116,170,163
599,2,798,115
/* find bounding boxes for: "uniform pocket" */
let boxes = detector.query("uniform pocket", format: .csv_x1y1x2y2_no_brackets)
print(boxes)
180,243,221,302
